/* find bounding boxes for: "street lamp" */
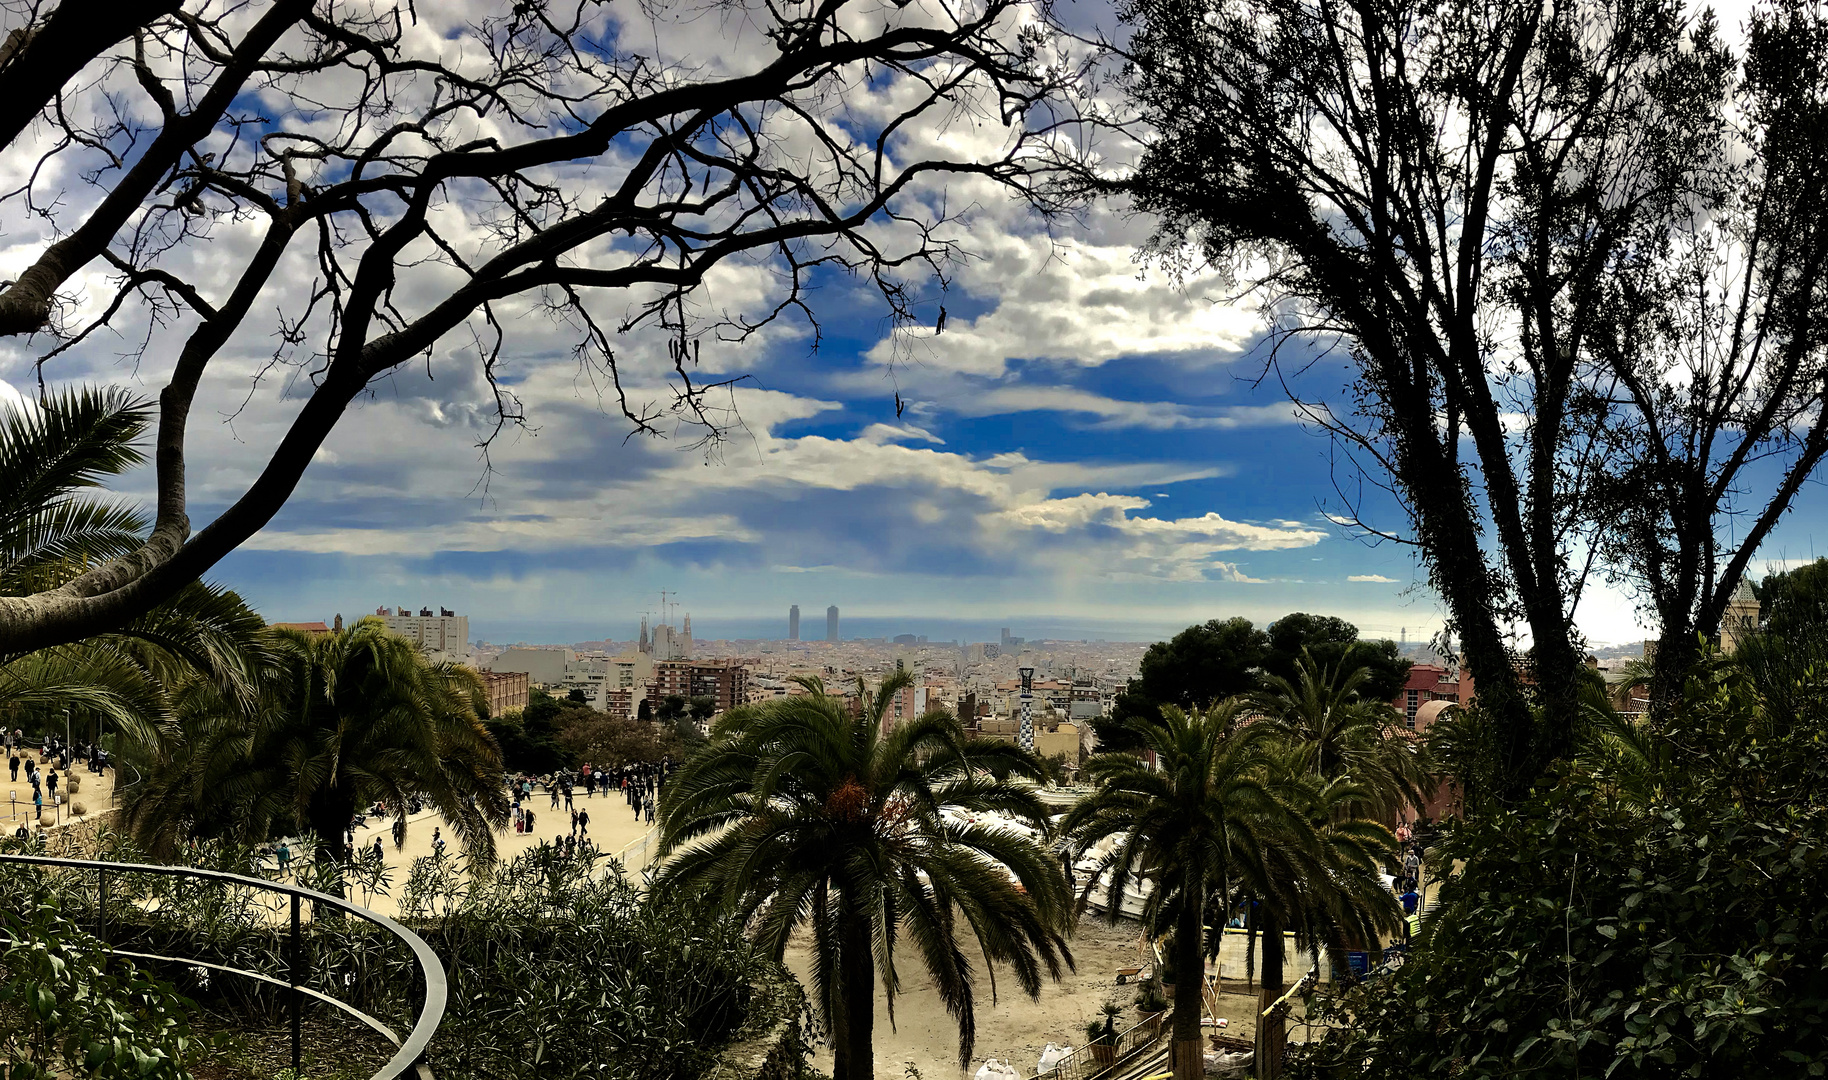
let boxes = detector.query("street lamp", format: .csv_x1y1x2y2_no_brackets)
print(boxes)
1018,666,1035,753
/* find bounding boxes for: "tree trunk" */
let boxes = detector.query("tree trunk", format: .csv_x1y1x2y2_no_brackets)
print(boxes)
1254,912,1285,1080
1170,895,1206,1080
1648,627,1703,714
306,790,355,900
1376,385,1541,802
835,909,876,1080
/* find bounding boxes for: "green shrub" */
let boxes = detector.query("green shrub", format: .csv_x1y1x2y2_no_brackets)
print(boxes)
1290,662,1828,1079
0,899,203,1080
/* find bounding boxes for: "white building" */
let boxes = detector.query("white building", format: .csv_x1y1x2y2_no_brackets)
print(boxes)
376,606,471,665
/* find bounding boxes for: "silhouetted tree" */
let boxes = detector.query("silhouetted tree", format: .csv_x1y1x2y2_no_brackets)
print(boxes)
1102,0,1828,795
0,0,1084,655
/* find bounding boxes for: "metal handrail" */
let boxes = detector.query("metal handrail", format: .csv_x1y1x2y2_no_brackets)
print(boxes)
1031,1010,1167,1080
0,853,446,1080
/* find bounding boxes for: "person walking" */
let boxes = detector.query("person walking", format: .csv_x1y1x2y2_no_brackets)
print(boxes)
644,799,655,825
277,840,292,876
631,788,643,821
563,783,574,811
523,807,536,834
570,809,579,837
549,780,561,810
576,808,589,836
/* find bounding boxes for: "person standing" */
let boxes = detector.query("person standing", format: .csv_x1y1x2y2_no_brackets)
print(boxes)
549,780,561,810
631,788,643,821
277,840,292,876
524,807,535,834
7,747,17,782
645,799,655,825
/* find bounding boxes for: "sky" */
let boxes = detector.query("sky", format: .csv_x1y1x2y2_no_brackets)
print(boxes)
0,0,1820,648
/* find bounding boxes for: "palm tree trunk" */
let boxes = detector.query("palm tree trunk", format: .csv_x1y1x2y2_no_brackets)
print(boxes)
306,791,355,899
836,908,876,1080
1255,910,1286,1080
1170,895,1206,1080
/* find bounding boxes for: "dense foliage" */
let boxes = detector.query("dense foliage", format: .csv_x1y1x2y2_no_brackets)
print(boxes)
1101,615,1409,751
1292,657,1828,1078
485,687,581,774
123,618,509,867
0,897,202,1080
0,833,791,1080
399,846,787,1080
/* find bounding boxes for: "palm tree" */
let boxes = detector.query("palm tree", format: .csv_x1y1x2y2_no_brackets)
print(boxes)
1250,651,1432,821
656,671,1073,1080
1249,658,1418,1077
124,618,509,871
1232,757,1402,1077
1062,702,1301,1080
0,387,273,750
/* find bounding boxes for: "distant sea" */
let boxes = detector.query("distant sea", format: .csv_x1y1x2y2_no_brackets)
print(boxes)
470,615,1194,649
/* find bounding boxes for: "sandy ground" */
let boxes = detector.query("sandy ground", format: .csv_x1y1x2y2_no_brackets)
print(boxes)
785,915,1280,1080
4,750,115,829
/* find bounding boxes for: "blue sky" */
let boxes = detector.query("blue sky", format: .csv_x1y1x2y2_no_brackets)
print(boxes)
0,0,1820,648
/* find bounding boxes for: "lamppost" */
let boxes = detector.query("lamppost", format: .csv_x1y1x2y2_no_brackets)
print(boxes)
1018,666,1035,753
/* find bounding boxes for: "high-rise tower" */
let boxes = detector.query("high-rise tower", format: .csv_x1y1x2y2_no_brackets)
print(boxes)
789,605,800,640
826,605,840,642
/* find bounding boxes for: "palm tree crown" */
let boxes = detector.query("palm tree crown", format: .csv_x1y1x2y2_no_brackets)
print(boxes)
125,618,509,867
1250,651,1433,821
657,671,1073,1080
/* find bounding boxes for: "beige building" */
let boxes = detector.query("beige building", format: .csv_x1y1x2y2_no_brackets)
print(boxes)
489,646,575,686
377,606,471,665
1722,577,1761,653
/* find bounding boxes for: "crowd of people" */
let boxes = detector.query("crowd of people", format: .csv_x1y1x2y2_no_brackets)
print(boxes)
6,728,112,830
506,758,676,839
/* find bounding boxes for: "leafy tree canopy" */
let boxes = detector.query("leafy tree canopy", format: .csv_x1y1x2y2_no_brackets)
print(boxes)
1099,614,1409,749
484,687,577,776
1756,557,1828,640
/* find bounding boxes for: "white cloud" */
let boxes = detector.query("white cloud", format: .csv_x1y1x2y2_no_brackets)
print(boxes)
937,386,1299,430
865,236,1262,379
1348,574,1399,583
